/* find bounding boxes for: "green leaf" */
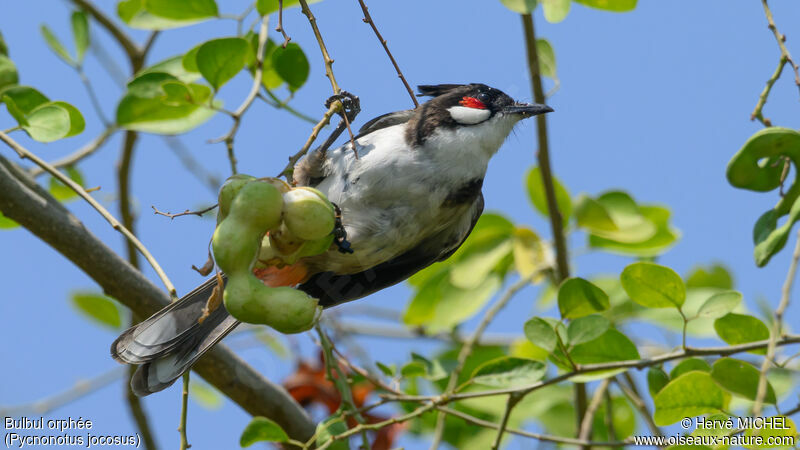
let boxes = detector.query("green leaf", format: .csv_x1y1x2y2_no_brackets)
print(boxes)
49,166,84,202
710,358,776,404
3,95,28,126
118,0,214,30
272,43,309,92
524,317,558,352
696,290,742,319
653,371,730,426
410,353,447,381
536,39,557,79
189,381,222,409
567,329,639,381
181,44,202,73
589,205,680,257
512,227,551,279
686,264,733,289
499,0,538,14
144,0,218,21
0,211,19,229
140,55,201,84
647,367,669,397
574,0,636,12
0,54,19,90
52,101,85,137
753,199,800,267
71,11,89,63
240,416,288,447
526,166,571,224
713,313,770,354
40,25,73,66
620,262,685,309
566,314,610,346
196,38,250,90
116,73,218,134
0,85,49,114
744,416,796,449
315,413,349,450
376,362,395,377
256,0,321,16
449,239,511,289
23,103,71,142
71,291,122,329
541,0,570,23
510,339,549,361
580,191,656,242
669,358,710,379
471,357,546,388
558,277,610,319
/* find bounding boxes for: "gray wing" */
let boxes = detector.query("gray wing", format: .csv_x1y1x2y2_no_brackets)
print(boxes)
293,109,416,187
299,195,484,308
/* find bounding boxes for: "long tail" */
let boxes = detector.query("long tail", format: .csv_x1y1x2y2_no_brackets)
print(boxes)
112,265,308,396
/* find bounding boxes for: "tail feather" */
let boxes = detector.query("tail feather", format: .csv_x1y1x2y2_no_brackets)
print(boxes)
113,264,310,396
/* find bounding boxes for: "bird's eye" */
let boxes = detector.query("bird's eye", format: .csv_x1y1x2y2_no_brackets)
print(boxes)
477,92,491,104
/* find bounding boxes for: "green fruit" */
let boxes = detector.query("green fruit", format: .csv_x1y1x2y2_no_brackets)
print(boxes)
217,174,256,223
297,234,334,258
282,187,335,240
229,181,284,232
212,218,260,274
223,274,321,333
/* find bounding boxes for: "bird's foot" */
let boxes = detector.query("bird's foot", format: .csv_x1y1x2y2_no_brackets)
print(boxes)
331,202,354,254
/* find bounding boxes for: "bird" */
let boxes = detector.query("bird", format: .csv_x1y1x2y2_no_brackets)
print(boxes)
111,83,553,396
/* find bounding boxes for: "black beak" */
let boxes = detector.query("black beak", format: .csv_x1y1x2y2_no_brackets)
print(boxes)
503,103,554,116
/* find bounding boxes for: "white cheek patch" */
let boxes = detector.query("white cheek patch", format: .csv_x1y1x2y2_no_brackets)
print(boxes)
447,106,491,125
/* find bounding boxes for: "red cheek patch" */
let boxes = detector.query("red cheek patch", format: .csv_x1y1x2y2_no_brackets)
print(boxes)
459,96,487,109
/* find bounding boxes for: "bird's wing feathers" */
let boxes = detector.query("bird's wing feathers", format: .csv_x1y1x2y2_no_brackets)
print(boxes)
299,194,484,307
356,109,415,139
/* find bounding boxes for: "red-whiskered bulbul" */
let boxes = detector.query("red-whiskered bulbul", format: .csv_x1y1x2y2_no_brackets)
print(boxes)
111,83,553,395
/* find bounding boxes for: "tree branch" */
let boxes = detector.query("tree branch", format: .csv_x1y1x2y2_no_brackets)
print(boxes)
69,0,141,65
754,228,800,415
355,0,418,107
0,154,317,442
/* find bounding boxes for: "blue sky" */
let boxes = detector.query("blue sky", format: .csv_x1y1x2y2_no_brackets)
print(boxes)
2,0,799,448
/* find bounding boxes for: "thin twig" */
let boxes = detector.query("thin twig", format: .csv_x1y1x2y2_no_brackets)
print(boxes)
521,12,583,438
298,0,341,94
355,0,418,107
430,276,531,449
762,0,800,90
78,69,110,126
754,228,800,415
278,102,339,179
276,0,291,47
0,130,176,296
178,373,190,450
210,16,270,175
151,204,217,220
381,334,800,404
578,378,611,442
751,57,786,125
491,392,523,450
316,404,435,450
615,374,663,438
0,367,125,416
259,89,318,124
29,127,116,177
438,406,630,447
126,351,158,450
332,320,518,346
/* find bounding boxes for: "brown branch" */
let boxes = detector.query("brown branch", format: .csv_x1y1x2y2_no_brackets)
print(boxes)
278,102,339,179
126,361,159,450
490,392,523,450
355,0,418,108
615,374,663,438
381,334,800,404
521,12,582,440
298,0,341,94
0,154,317,442
276,0,291,48
762,0,800,89
151,204,218,220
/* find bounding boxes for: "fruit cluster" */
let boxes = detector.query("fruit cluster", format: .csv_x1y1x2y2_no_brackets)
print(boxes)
211,175,336,333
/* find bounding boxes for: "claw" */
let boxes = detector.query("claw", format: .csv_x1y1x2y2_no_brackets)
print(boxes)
331,202,354,254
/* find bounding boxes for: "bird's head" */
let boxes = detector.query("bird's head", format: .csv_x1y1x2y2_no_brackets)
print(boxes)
409,83,553,153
